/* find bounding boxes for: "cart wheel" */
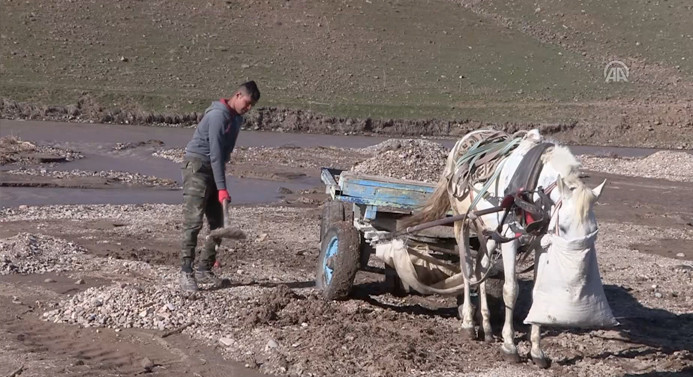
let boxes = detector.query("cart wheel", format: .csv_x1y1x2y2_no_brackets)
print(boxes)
319,200,350,243
316,221,360,300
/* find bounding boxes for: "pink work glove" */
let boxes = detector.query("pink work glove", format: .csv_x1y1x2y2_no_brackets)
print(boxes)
218,189,231,204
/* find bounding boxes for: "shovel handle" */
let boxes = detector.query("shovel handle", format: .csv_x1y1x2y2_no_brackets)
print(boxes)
222,198,230,228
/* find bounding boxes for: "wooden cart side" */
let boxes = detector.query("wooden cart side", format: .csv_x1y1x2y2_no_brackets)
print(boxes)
320,168,436,211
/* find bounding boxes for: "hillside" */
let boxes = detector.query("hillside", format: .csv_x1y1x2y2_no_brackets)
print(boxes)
1,0,691,128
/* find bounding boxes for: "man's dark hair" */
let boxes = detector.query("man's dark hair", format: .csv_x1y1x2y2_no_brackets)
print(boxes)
238,81,260,103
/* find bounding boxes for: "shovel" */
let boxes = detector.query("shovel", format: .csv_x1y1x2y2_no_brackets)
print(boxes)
207,199,246,241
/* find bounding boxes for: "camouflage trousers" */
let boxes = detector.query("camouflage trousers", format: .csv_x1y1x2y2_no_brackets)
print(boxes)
180,157,223,271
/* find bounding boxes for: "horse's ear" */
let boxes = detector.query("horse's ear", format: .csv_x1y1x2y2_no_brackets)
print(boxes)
592,179,607,201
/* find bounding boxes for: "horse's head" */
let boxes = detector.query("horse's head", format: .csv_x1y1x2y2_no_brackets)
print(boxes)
541,145,606,240
551,174,606,239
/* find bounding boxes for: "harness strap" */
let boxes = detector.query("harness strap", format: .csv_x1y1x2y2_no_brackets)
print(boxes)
456,219,499,287
484,229,519,244
449,133,522,201
504,142,554,196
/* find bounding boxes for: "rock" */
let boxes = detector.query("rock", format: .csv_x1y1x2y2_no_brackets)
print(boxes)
676,253,685,258
44,278,56,283
75,279,85,285
266,338,279,350
256,233,268,242
18,205,28,210
219,337,234,347
654,292,663,298
140,357,154,371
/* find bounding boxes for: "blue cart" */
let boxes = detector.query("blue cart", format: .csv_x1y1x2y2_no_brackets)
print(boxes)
317,168,460,300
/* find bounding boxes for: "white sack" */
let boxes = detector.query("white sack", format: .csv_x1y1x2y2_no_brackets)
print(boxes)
524,230,618,328
375,239,467,295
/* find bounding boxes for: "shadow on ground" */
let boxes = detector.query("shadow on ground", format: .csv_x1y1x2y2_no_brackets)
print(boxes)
544,284,693,371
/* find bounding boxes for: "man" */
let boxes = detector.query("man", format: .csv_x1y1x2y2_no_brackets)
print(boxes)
179,81,260,291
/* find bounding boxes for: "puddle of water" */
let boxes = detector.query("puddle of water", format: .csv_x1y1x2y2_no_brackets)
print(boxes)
1,119,322,207
0,176,316,208
0,119,391,149
69,150,183,182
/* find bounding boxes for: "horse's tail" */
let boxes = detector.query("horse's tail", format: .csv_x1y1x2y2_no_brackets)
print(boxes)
400,177,451,229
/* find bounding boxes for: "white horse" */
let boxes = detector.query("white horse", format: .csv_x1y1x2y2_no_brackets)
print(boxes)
406,129,606,367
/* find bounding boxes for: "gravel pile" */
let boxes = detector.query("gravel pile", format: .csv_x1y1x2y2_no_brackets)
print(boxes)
353,139,449,182
43,281,213,330
0,233,86,275
0,203,163,222
6,167,179,187
152,148,184,164
154,145,369,173
579,151,693,182
234,145,368,171
0,135,83,165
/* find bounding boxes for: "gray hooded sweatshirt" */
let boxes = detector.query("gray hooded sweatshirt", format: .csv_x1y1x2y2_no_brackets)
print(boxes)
184,100,243,190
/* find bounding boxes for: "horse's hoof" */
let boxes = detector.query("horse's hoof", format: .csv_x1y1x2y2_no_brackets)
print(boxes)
461,326,476,340
501,349,521,363
532,356,550,369
483,333,494,343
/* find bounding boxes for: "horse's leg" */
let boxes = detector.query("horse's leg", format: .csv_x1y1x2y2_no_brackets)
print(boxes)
530,246,549,368
530,324,549,368
478,238,496,342
455,221,476,340
500,239,521,362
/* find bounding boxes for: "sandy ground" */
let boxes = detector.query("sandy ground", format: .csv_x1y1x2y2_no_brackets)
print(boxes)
1,135,692,377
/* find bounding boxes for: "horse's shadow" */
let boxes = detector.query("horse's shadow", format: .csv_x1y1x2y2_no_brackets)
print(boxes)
353,278,693,371
622,367,693,377
545,284,693,365
511,281,693,371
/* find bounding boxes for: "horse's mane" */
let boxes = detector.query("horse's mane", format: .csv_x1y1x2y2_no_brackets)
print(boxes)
543,145,594,223
542,145,580,179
